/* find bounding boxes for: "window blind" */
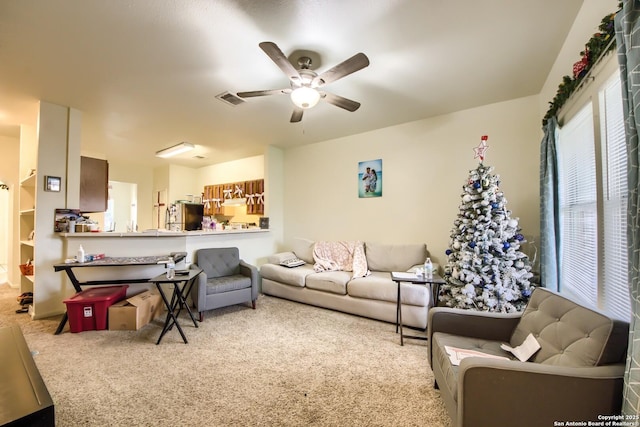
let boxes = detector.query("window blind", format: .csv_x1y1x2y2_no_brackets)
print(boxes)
557,103,598,305
599,75,630,320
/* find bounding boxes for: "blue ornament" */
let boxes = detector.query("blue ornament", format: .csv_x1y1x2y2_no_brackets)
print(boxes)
473,181,481,189
491,202,499,209
503,242,510,249
445,249,452,255
516,234,524,241
469,241,476,248
522,289,531,297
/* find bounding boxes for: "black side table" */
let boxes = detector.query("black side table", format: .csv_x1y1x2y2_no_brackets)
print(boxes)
391,272,445,346
150,268,202,344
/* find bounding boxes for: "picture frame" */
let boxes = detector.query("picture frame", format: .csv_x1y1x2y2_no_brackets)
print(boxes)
358,159,382,198
44,175,61,192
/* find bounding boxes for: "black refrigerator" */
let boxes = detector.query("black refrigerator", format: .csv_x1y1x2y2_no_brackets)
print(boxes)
167,202,204,231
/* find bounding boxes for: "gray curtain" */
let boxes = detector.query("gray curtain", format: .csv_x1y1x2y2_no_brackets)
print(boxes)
539,117,559,292
616,2,640,415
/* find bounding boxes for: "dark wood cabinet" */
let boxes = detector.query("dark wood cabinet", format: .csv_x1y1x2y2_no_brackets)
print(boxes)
80,156,108,212
203,179,264,216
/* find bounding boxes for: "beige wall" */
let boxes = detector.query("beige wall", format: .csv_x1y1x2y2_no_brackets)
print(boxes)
281,95,541,267
31,102,82,318
195,155,265,187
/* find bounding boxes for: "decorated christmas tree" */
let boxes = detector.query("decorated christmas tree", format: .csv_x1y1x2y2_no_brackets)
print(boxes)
439,136,534,312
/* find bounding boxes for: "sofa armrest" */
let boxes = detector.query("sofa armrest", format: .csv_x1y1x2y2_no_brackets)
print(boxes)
240,260,259,301
428,308,521,366
457,358,625,427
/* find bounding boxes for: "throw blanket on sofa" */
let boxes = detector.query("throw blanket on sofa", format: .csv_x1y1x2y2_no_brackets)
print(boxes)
312,240,370,278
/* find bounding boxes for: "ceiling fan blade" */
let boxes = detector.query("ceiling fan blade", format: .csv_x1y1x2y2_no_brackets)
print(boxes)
290,108,304,123
237,88,290,98
314,52,369,86
321,92,361,112
259,41,301,84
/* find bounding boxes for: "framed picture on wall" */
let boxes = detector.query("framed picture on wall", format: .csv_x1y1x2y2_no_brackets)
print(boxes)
44,175,61,192
358,159,382,198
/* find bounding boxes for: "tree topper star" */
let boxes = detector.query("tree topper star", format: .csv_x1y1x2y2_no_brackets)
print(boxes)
473,135,489,161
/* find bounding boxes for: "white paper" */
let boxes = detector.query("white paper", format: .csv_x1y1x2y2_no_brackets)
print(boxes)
500,333,541,362
392,272,418,280
444,345,510,366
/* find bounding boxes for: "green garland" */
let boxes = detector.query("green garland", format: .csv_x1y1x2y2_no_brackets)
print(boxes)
542,8,619,127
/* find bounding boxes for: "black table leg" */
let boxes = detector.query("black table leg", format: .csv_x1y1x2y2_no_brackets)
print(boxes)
398,283,404,346
396,281,400,333
173,276,199,328
54,313,68,335
155,283,188,345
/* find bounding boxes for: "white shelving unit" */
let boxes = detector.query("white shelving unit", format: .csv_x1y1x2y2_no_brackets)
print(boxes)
19,173,36,293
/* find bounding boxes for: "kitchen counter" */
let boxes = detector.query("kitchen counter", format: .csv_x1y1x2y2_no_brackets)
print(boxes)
58,228,273,268
60,228,268,237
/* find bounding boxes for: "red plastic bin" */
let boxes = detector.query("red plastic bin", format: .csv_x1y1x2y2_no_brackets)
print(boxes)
63,286,128,333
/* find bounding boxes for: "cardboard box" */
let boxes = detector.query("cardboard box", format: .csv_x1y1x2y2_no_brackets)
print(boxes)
108,289,163,331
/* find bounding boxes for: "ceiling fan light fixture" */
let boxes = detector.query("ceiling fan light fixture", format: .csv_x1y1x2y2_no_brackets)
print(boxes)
290,86,320,109
155,142,195,158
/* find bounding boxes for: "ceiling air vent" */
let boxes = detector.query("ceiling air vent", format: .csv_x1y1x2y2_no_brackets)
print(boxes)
216,91,246,106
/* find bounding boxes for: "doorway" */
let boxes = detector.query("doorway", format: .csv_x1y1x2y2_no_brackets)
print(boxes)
104,181,138,232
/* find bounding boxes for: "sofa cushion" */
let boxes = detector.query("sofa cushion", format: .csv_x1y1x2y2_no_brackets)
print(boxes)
347,271,429,306
305,271,350,295
365,242,427,272
206,275,251,294
259,263,315,287
431,332,511,403
510,288,629,367
291,238,315,264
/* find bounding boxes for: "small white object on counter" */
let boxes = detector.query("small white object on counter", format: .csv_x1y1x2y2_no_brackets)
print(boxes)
76,245,85,263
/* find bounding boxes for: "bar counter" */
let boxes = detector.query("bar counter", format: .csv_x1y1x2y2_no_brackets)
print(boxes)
60,228,268,238
59,228,273,268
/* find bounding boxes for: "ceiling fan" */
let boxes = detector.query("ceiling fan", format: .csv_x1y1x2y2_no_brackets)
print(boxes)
237,41,370,123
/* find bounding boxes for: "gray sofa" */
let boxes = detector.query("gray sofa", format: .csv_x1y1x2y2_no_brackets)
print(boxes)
427,287,629,427
260,239,434,329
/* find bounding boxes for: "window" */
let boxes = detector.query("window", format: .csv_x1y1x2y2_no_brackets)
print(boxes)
556,71,630,320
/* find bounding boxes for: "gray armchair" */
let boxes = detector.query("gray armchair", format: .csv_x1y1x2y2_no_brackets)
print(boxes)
190,247,259,321
428,287,629,427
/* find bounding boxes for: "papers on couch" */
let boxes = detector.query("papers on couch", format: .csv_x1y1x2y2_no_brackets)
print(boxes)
500,333,541,362
444,346,510,366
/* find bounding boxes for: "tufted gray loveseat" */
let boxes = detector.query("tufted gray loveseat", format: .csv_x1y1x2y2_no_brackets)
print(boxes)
427,287,629,427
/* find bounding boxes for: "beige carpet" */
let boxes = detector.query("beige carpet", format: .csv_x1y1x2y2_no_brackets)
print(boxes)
0,284,451,426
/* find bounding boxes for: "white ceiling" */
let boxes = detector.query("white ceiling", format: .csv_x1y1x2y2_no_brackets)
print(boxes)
0,0,583,167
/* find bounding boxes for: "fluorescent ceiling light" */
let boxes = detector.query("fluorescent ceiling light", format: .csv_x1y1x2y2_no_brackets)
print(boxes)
155,142,195,158
222,197,247,207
